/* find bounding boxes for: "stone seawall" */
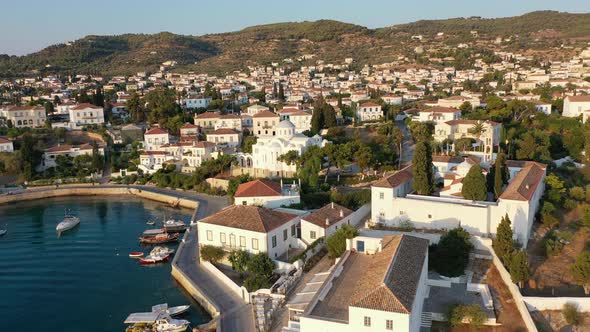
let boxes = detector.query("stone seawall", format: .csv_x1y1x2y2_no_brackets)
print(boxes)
0,187,199,210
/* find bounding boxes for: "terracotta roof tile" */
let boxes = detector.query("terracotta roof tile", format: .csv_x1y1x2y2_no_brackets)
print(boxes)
303,203,354,229
500,161,546,201
373,165,413,189
199,205,297,233
252,110,279,118
235,179,282,198
71,103,102,110
145,128,168,135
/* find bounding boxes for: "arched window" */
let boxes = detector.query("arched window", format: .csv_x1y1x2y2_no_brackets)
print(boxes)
17,120,22,126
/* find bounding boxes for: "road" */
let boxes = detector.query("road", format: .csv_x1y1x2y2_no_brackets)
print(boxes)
395,120,415,166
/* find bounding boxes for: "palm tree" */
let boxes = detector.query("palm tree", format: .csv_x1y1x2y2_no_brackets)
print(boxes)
468,121,485,139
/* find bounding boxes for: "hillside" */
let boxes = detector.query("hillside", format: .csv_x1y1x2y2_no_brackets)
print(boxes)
0,11,589,77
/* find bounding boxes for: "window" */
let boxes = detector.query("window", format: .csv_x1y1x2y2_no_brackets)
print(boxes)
428,214,432,219
291,224,296,236
240,236,246,248
242,201,247,205
310,231,316,240
364,316,371,327
229,234,236,248
379,192,384,199
272,235,277,248
220,232,226,244
399,211,405,215
283,229,288,241
206,230,213,241
386,319,393,330
252,238,259,250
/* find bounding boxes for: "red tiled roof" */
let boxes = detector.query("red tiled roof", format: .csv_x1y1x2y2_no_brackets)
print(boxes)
420,107,460,113
565,95,590,102
195,112,221,119
500,161,546,201
350,235,429,314
0,137,11,144
444,119,500,126
45,144,94,153
302,203,354,229
181,123,198,129
208,128,238,135
373,165,413,189
360,102,381,108
253,110,279,118
145,128,168,135
199,205,297,233
141,151,167,155
6,105,44,112
71,103,102,110
234,179,282,198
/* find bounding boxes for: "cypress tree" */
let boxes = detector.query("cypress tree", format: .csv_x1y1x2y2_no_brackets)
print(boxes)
509,250,530,288
412,141,433,195
493,214,514,263
461,164,487,201
278,84,285,101
272,83,278,98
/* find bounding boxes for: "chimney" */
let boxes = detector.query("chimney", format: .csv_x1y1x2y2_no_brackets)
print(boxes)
340,209,344,218
331,202,334,209
325,218,330,226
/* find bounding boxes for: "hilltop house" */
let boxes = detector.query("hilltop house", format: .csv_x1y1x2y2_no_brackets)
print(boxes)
68,103,105,127
197,205,300,259
0,105,47,128
356,102,383,122
563,95,590,119
144,128,170,151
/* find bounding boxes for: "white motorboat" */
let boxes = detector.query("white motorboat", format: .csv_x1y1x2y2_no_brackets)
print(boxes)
154,317,189,332
152,303,190,317
56,212,80,234
163,220,186,233
150,246,175,256
0,229,6,236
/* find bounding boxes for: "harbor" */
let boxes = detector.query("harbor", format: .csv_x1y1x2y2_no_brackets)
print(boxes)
0,196,210,332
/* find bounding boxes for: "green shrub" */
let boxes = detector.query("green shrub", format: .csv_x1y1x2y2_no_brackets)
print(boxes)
326,225,358,258
570,186,585,201
430,227,473,277
562,303,582,326
200,245,225,263
244,275,271,292
447,304,486,328
246,253,275,280
228,250,250,273
542,212,559,229
563,199,578,211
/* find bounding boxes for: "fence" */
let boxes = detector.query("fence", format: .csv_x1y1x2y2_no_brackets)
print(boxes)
201,261,250,303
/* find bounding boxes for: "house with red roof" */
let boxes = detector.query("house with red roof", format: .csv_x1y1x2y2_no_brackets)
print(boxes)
40,143,104,171
234,179,300,208
144,127,170,151
0,137,14,153
68,103,105,127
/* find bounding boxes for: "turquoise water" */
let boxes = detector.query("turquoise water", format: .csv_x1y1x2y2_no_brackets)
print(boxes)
0,196,210,332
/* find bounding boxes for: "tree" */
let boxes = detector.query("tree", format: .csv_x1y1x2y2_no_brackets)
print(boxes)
244,275,271,292
562,303,583,326
461,164,487,201
571,251,590,294
412,141,433,195
430,227,473,277
494,151,509,197
200,245,225,264
228,250,250,273
459,101,472,113
493,214,514,263
44,101,55,115
354,143,373,171
326,225,358,258
144,87,179,127
509,250,530,288
311,107,324,134
448,304,486,329
278,83,285,101
91,141,103,173
246,253,275,280
127,92,145,122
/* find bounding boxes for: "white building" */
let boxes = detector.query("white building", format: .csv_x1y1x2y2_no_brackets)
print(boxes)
144,128,170,151
300,202,354,245
533,101,552,115
0,137,14,153
40,143,104,171
68,103,105,127
252,110,281,137
206,128,241,148
434,119,502,163
278,108,312,133
197,205,300,259
356,102,383,122
245,104,270,116
0,106,46,128
437,95,481,109
236,119,327,178
179,123,199,141
183,95,212,109
563,95,590,119
194,112,242,132
370,160,546,247
415,107,461,124
234,179,300,208
139,141,216,174
296,235,429,332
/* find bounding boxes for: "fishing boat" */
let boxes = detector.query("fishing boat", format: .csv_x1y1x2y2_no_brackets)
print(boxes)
163,220,187,233
154,317,189,332
146,220,156,226
150,246,175,256
56,211,80,235
139,252,170,264
152,303,190,317
139,233,179,245
129,252,144,258
142,228,166,236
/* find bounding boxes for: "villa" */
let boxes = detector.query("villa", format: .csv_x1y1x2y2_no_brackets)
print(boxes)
234,179,301,208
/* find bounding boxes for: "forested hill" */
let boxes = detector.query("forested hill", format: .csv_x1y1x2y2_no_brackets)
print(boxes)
1,11,589,77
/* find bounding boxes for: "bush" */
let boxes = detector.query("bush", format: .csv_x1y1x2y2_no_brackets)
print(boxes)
562,303,582,326
447,304,486,328
326,225,359,258
541,212,560,229
228,250,250,273
570,186,585,201
430,227,474,277
398,220,414,232
246,253,275,280
564,199,578,211
244,275,271,292
200,245,225,263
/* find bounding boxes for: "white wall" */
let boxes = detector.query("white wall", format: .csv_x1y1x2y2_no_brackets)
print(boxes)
524,297,590,312
349,307,410,332
236,195,300,209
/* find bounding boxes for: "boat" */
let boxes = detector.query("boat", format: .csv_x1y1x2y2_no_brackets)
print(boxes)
139,233,179,245
150,246,175,256
154,317,189,332
142,228,166,236
146,220,156,226
152,303,190,317
139,252,170,264
56,211,80,234
0,229,6,236
163,220,187,233
129,252,144,258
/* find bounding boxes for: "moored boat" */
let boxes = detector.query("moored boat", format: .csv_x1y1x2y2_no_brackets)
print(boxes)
163,220,186,233
142,228,166,236
150,246,175,256
139,253,170,264
151,303,189,317
0,229,6,236
146,220,156,226
56,211,80,235
139,233,179,245
129,252,144,258
154,317,189,332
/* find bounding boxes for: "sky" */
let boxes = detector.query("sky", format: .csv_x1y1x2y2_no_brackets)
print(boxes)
1,0,588,56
